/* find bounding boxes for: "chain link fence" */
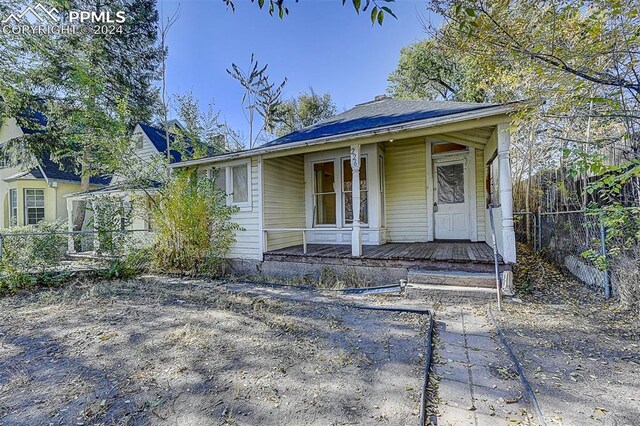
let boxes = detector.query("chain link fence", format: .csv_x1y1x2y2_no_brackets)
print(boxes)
0,228,154,280
514,208,640,300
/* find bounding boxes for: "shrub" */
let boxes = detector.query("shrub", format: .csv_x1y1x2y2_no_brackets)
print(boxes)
611,245,640,317
0,220,68,294
0,220,67,273
151,169,241,274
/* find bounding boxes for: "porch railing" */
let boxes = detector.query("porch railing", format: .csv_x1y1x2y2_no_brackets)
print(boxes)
262,228,352,254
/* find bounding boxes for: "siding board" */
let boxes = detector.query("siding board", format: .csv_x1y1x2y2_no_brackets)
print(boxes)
263,155,305,251
385,139,429,242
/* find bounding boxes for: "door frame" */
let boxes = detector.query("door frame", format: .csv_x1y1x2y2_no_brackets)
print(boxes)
425,140,477,242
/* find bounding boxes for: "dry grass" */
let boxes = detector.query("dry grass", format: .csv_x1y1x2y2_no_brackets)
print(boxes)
0,276,425,426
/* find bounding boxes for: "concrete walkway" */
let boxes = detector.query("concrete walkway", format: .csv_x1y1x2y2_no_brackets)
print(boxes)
434,306,535,425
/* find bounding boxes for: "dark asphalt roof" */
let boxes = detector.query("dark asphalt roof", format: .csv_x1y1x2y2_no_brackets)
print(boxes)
138,122,193,163
19,110,48,134
262,98,499,147
33,153,111,186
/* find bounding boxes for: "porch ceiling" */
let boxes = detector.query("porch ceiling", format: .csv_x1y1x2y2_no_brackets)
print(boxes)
429,126,495,150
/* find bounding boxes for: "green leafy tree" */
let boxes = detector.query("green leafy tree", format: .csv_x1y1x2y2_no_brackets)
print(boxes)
173,92,228,158
223,0,396,25
425,0,639,207
387,39,487,102
0,0,162,229
273,89,337,137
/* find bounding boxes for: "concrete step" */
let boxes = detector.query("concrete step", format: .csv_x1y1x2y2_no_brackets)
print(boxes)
407,269,497,288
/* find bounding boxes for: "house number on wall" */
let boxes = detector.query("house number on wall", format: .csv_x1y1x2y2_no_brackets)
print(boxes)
350,145,360,170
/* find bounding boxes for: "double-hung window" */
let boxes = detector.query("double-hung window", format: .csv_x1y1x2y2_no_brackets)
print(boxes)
313,161,336,225
342,157,368,225
24,188,45,225
212,162,250,207
9,189,17,226
231,164,248,204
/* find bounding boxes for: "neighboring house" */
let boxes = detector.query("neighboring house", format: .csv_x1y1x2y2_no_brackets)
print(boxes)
65,122,187,242
0,116,110,228
170,97,520,284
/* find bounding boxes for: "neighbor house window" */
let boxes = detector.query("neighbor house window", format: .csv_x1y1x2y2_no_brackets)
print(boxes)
9,188,17,226
342,157,368,224
24,188,45,225
0,147,8,168
313,161,336,225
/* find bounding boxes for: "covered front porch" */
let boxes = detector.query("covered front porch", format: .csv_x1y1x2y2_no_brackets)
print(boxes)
259,121,516,264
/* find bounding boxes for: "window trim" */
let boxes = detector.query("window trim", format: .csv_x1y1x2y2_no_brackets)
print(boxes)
311,159,337,227
23,188,45,225
211,160,252,210
341,155,369,227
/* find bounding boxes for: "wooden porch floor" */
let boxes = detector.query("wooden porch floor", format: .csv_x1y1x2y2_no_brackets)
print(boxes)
264,242,505,272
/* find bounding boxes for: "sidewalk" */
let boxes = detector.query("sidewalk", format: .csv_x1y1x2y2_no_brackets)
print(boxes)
434,306,535,425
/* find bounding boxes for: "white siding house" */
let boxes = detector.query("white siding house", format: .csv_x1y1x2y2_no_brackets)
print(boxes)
170,98,519,271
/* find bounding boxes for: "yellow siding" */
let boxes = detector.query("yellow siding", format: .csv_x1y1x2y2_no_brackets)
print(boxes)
228,158,261,260
263,155,305,251
476,149,486,241
385,139,429,242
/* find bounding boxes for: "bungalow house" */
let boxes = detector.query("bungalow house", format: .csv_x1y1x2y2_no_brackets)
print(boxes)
0,115,110,228
170,97,519,285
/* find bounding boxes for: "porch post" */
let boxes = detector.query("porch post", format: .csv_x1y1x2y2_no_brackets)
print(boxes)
66,198,75,253
350,145,362,257
497,123,516,263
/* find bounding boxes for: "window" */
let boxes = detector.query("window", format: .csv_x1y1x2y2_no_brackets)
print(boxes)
9,189,17,226
231,164,248,203
24,188,45,225
379,155,385,225
486,158,500,207
0,146,8,168
342,157,368,224
135,134,144,149
213,167,226,193
313,161,336,225
211,162,250,207
437,163,465,204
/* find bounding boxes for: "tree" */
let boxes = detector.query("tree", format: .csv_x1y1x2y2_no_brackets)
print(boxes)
222,0,397,25
425,0,639,207
173,92,228,157
0,0,163,230
387,39,487,102
227,54,287,148
272,89,337,137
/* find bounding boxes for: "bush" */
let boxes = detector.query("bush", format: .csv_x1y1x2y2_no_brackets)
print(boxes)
0,220,67,273
0,220,69,294
611,245,640,317
151,169,241,274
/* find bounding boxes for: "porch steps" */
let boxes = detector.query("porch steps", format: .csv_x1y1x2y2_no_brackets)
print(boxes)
407,269,496,288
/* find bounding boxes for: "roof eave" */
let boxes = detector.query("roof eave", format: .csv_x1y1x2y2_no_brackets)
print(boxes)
170,103,518,169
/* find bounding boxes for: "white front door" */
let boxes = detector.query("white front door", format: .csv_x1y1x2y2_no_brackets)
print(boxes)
434,161,469,240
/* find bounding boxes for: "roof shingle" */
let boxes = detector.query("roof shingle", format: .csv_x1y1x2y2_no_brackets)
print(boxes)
263,98,498,147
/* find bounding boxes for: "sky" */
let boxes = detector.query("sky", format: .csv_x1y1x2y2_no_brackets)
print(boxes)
160,0,439,139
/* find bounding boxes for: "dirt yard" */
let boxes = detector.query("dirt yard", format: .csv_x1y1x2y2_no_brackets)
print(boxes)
494,248,640,425
0,277,427,426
